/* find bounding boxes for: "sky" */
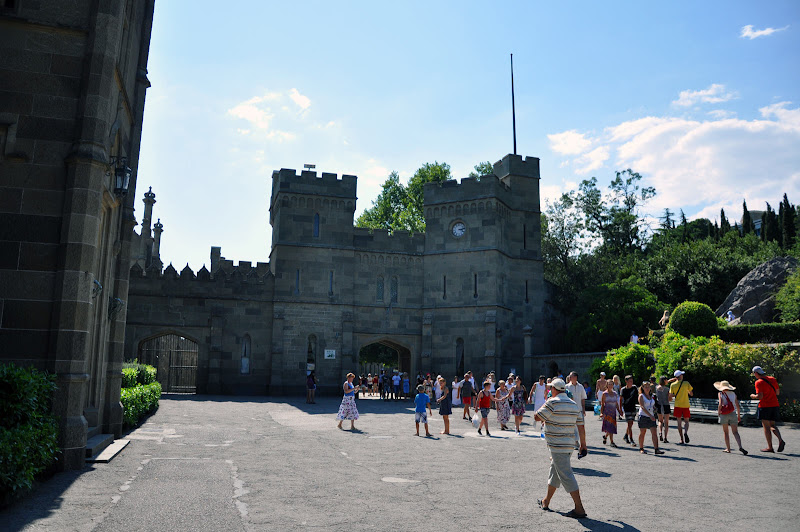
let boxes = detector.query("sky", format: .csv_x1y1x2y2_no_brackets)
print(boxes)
137,1,800,271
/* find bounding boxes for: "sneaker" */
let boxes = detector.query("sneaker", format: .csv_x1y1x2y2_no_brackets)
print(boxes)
659,434,663,442
478,429,482,435
623,434,630,444
578,449,588,459
739,448,748,456
684,434,690,443
778,441,785,453
540,432,545,439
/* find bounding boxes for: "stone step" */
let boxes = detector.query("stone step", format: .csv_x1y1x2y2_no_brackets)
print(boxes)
87,425,101,439
85,433,114,458
86,439,129,464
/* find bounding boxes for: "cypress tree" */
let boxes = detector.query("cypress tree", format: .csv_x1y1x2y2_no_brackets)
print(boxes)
742,200,752,234
781,194,797,249
720,208,731,236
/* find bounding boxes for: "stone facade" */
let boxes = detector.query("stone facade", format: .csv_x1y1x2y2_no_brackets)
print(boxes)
127,154,553,395
0,1,155,469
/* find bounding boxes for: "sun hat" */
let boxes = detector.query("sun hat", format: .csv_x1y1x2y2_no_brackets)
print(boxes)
673,370,685,377
713,380,736,391
550,378,567,391
752,366,766,375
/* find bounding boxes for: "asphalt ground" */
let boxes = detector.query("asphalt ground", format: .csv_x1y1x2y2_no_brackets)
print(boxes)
4,394,799,531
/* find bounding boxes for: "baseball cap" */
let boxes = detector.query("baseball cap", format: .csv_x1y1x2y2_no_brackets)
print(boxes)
752,366,766,375
600,372,606,376
673,370,685,377
550,378,567,391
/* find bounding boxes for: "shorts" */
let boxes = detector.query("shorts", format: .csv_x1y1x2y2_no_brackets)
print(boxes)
548,452,578,493
657,404,671,415
463,397,472,406
624,411,637,422
576,410,585,426
719,412,738,425
673,407,691,419
638,415,656,429
757,406,780,422
480,408,490,418
415,412,428,424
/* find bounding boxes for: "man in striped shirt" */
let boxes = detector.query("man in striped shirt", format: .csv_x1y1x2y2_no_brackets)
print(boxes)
534,378,587,519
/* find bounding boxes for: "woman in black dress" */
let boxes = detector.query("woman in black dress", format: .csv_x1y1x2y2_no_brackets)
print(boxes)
436,377,452,435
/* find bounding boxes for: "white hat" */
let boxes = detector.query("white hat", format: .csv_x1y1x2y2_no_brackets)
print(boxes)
673,370,685,377
550,378,567,391
752,366,766,375
600,372,606,376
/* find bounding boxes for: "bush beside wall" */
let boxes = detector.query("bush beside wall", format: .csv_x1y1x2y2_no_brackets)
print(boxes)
716,321,800,344
0,364,59,502
120,382,162,427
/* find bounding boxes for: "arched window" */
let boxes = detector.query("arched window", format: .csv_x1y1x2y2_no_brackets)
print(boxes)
376,277,384,302
390,276,398,303
313,213,320,238
241,334,251,374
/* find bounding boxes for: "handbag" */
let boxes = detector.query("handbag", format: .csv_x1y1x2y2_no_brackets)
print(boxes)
719,391,735,415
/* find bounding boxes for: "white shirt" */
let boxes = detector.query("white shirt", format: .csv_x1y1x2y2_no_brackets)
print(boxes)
533,383,547,405
566,381,587,404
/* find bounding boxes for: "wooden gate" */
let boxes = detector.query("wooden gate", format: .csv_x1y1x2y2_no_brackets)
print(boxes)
138,333,198,393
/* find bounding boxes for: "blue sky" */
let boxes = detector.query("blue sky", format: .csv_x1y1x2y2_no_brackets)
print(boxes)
137,1,800,271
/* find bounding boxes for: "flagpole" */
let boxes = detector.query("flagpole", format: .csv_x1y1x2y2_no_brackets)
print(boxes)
511,53,517,155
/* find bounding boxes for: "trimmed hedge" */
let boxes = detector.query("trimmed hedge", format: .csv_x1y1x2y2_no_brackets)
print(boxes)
122,360,157,387
668,301,718,338
120,382,162,427
0,363,59,501
590,344,655,386
716,321,800,344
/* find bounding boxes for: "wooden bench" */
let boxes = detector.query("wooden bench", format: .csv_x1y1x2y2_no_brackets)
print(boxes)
585,398,761,426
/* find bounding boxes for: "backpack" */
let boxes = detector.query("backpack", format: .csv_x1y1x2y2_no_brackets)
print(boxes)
719,391,735,415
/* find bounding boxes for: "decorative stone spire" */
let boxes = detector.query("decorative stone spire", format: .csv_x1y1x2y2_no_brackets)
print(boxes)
152,217,163,270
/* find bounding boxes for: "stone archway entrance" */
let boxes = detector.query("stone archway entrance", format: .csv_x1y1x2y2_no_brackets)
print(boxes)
357,338,412,377
138,333,199,393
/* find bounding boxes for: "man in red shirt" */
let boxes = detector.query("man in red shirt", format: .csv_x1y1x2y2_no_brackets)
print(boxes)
749,366,785,453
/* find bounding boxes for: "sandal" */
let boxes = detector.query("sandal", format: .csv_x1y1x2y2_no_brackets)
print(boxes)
761,448,774,453
565,509,588,519
722,449,731,453
537,499,551,512
610,442,618,448
640,448,646,454
778,441,785,453
603,435,607,444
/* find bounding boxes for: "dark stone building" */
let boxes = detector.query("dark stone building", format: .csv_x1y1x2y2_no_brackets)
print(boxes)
126,154,554,396
0,1,155,469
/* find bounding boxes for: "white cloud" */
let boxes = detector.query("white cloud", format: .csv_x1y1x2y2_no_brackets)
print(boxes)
672,84,738,107
546,102,800,226
707,109,736,120
289,88,311,110
547,130,592,155
740,24,789,40
574,146,609,174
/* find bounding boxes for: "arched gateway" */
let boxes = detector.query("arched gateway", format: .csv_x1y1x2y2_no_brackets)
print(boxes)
125,154,549,396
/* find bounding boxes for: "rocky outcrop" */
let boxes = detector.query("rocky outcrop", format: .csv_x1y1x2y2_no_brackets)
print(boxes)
716,257,798,325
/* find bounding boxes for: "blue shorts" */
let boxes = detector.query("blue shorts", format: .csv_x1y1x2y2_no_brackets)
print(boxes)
480,408,490,418
415,412,428,424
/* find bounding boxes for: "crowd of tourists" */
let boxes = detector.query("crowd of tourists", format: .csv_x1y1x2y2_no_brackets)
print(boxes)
331,363,788,519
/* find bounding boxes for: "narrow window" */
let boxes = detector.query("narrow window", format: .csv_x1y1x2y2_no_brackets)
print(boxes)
473,273,478,299
456,338,464,376
390,276,398,303
295,269,300,294
525,280,529,304
523,224,527,250
241,335,251,374
313,213,320,238
442,275,447,300
329,270,334,296
376,277,384,302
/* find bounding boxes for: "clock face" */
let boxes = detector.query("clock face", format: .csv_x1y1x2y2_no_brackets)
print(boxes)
452,222,466,237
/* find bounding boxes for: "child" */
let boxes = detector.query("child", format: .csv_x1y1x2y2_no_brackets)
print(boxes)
476,381,500,436
414,384,432,436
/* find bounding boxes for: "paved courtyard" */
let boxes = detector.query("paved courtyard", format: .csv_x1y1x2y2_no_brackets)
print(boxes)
4,395,799,531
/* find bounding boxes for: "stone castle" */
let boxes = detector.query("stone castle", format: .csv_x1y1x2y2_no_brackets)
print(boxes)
125,154,555,395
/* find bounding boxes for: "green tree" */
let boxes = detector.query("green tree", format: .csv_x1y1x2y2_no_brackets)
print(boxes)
775,269,800,323
780,193,796,249
572,169,656,253
542,194,585,291
719,208,731,236
659,208,675,232
742,200,752,234
468,161,494,179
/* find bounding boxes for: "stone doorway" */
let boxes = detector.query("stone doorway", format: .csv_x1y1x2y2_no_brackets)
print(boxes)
358,339,411,377
138,333,199,393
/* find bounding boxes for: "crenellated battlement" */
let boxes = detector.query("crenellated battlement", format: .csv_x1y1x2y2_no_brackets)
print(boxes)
271,168,358,202
131,258,272,284
492,154,541,180
353,227,425,254
424,174,514,207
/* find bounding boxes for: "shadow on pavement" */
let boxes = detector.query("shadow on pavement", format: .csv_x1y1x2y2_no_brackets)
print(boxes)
573,467,612,477
566,517,642,531
2,468,89,532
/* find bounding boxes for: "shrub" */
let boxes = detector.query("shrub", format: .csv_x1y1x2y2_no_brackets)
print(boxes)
122,360,157,387
120,382,162,427
716,322,800,344
652,331,800,397
589,343,655,385
781,399,800,422
775,269,800,323
0,363,59,501
668,301,718,338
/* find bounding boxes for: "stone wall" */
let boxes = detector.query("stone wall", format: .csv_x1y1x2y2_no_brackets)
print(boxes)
0,0,155,470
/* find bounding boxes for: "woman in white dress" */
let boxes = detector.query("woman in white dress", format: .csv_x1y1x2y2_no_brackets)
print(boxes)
528,375,547,430
451,376,462,407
